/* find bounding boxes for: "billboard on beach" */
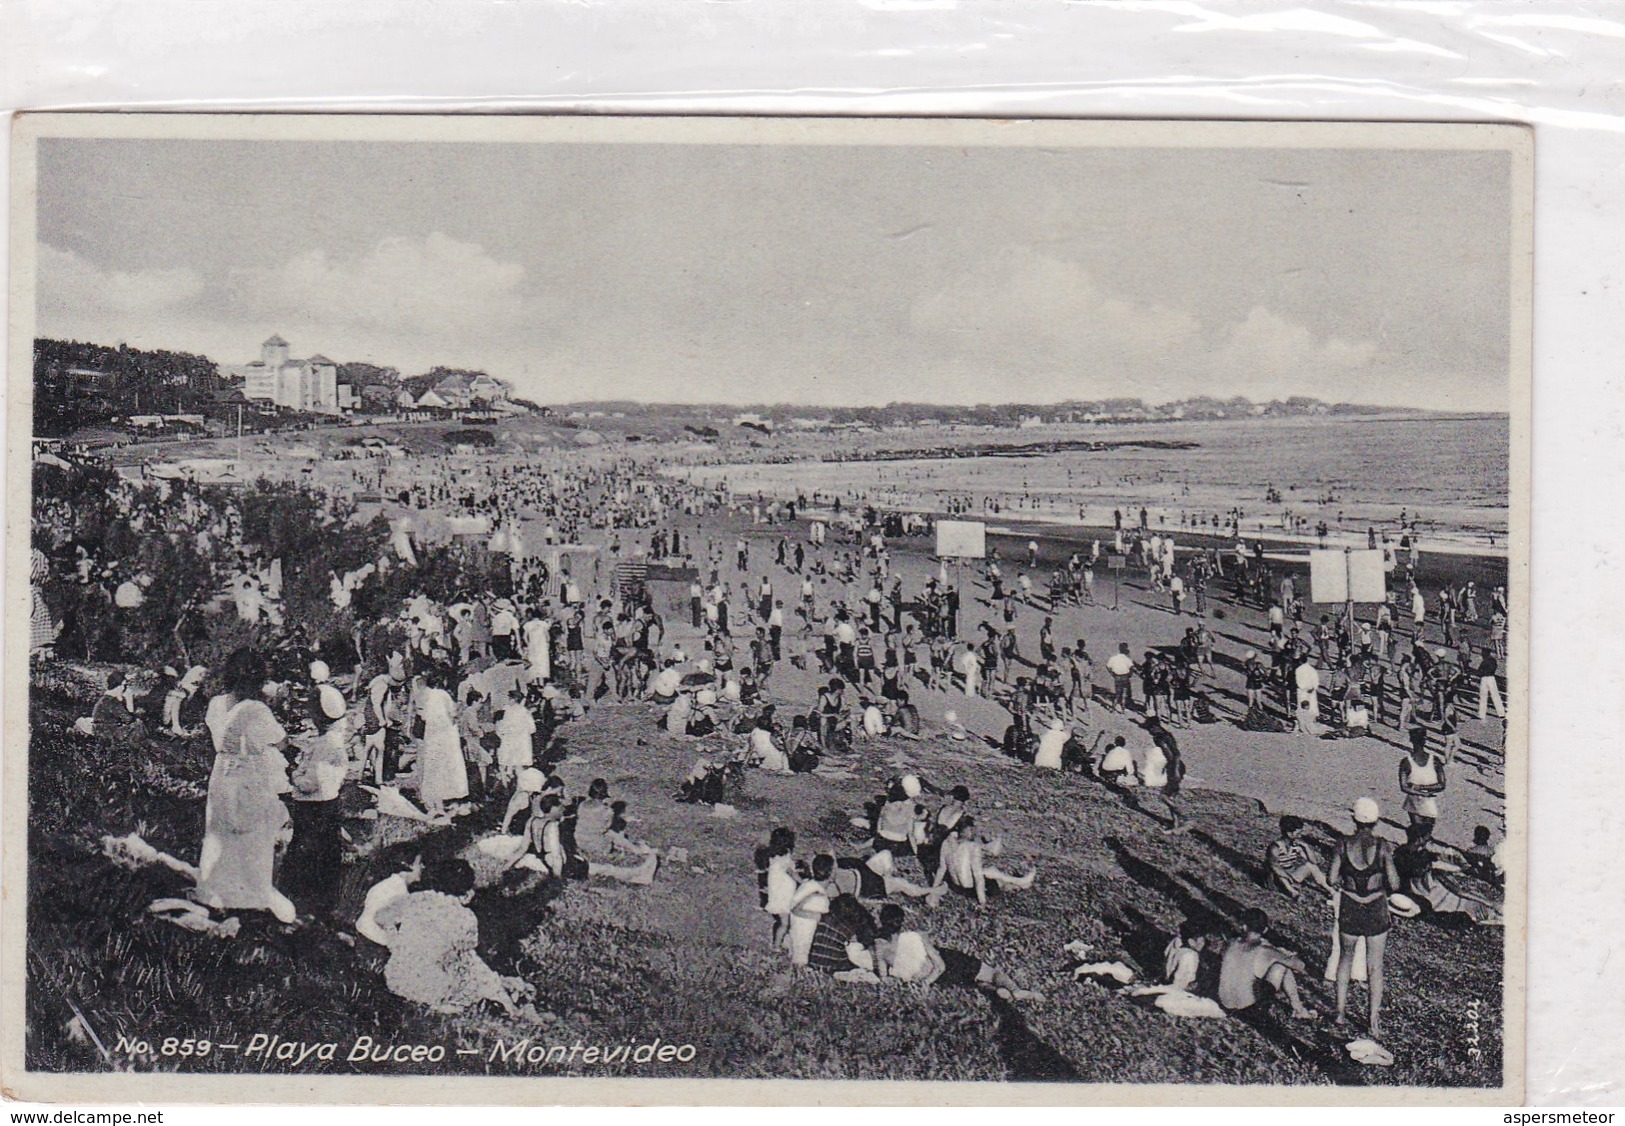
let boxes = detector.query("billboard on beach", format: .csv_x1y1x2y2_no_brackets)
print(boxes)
935,519,987,560
1309,548,1388,603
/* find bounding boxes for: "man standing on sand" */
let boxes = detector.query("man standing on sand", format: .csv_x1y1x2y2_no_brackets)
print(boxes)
1475,646,1506,721
960,643,983,699
1107,643,1137,712
1243,650,1268,712
1294,653,1323,736
768,600,785,662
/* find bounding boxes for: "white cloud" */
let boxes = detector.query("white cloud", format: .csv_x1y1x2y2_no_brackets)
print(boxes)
1208,306,1377,397
912,248,1201,353
241,233,527,335
38,243,204,323
909,248,1378,401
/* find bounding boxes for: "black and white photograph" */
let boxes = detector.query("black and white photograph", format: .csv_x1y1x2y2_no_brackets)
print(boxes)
5,114,1529,1103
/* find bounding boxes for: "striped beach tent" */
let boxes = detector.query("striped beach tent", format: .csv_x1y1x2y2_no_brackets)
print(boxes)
615,559,649,599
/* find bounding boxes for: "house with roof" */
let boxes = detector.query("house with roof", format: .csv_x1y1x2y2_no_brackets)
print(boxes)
429,371,512,409
468,374,511,403
431,373,475,408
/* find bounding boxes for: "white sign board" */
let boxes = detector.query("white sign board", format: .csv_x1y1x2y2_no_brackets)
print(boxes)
447,515,493,537
1309,549,1388,604
1309,550,1348,603
936,520,987,560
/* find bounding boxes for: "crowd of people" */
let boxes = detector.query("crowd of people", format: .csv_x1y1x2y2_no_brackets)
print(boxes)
29,438,1509,1066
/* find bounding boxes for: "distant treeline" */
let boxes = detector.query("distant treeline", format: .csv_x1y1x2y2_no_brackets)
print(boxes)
34,339,222,437
548,396,1416,429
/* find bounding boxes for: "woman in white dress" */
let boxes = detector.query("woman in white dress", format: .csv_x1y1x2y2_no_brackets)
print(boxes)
198,649,297,924
415,667,468,816
522,615,551,685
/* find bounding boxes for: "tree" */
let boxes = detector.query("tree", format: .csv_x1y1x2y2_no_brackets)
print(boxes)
337,362,400,389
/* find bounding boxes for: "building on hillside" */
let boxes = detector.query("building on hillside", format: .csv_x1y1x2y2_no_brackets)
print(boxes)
427,372,512,409
227,336,339,413
430,373,474,408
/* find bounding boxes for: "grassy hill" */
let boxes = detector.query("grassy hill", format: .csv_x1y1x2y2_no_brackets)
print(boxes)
25,663,1503,1089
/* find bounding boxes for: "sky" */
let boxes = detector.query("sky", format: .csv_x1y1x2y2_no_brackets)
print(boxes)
34,135,1514,410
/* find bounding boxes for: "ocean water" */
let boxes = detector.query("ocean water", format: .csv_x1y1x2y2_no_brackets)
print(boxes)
682,415,1510,547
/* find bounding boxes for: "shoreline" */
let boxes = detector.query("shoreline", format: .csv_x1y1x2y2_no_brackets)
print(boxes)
731,493,1511,567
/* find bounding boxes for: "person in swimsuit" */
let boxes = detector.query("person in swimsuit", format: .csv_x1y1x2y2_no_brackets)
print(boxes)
1266,815,1334,899
1217,907,1314,1021
871,904,1043,1002
1328,798,1402,1040
932,818,1037,905
1399,732,1446,835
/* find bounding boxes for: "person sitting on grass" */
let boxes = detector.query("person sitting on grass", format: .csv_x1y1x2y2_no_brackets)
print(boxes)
1126,914,1222,1014
532,792,656,885
932,818,1037,905
872,904,1044,1002
569,777,659,872
783,714,821,773
1032,716,1070,770
787,855,834,966
355,850,423,947
859,694,890,740
685,689,720,737
1217,907,1314,1022
1162,916,1209,994
1267,815,1334,899
871,776,928,856
833,848,946,905
1096,735,1137,789
806,889,883,982
86,670,150,745
746,707,792,774
1464,825,1504,886
662,689,693,736
499,765,563,835
370,856,535,1017
1393,821,1503,925
647,659,682,705
161,664,209,737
